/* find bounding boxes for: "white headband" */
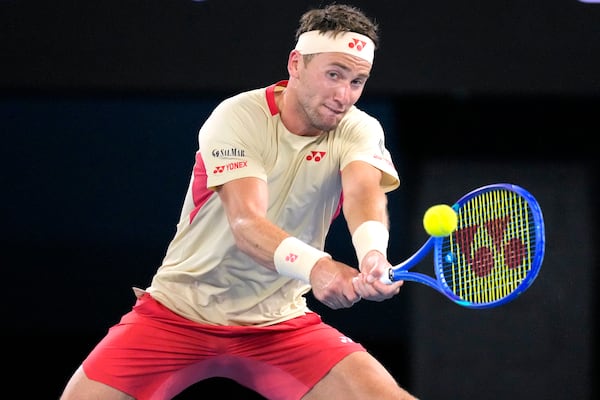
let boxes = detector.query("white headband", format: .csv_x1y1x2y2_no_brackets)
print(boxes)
294,30,375,64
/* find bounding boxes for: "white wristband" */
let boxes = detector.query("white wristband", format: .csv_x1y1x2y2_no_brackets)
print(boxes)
274,237,331,283
352,220,389,268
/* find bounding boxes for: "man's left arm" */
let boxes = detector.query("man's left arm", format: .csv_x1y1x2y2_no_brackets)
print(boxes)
341,160,404,300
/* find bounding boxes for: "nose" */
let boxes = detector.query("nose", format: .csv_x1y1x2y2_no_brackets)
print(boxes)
333,82,352,105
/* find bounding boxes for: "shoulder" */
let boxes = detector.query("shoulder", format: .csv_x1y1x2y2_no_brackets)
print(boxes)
335,106,384,138
215,87,271,117
200,87,274,138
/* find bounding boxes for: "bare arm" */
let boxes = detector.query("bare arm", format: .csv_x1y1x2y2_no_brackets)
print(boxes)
216,177,285,271
341,160,404,300
341,160,390,233
216,176,362,309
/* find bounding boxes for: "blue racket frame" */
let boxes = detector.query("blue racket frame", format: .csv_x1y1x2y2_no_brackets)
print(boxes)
386,183,545,308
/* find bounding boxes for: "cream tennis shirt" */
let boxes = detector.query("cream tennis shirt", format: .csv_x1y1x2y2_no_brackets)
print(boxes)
145,81,399,326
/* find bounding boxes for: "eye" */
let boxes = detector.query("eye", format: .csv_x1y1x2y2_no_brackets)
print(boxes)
351,78,366,88
327,71,340,80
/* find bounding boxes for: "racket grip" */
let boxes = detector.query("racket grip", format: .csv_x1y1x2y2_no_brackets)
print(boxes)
380,268,393,284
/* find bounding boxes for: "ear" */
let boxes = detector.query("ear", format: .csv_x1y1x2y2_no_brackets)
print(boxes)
287,50,302,78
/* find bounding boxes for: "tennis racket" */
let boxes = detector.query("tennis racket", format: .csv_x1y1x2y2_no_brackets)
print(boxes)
382,183,545,309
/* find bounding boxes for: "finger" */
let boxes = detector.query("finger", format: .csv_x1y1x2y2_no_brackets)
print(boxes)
353,275,401,299
352,276,377,297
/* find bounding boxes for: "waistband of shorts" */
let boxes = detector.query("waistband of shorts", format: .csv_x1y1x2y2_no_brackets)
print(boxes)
130,292,323,334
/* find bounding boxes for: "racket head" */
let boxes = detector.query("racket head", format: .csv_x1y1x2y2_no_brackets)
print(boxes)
432,183,545,308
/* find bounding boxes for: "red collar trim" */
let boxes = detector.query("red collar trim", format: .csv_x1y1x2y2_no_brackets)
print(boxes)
265,80,288,116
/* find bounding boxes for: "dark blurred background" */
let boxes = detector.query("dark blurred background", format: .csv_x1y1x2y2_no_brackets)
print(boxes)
1,1,598,398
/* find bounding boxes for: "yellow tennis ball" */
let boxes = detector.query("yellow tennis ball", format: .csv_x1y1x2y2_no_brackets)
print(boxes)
423,204,458,237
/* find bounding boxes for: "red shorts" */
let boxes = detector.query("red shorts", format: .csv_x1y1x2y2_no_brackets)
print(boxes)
82,293,365,400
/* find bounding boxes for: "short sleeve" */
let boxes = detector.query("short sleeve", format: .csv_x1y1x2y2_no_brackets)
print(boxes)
337,108,400,192
199,95,269,190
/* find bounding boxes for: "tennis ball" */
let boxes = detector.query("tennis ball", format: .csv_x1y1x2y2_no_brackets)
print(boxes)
423,204,458,237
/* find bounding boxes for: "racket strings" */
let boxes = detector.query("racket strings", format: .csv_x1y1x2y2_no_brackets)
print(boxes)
440,189,538,304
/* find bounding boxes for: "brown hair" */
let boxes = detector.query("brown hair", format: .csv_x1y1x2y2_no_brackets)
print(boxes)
295,3,379,49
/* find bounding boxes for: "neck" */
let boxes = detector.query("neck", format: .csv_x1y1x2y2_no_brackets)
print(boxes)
277,89,322,137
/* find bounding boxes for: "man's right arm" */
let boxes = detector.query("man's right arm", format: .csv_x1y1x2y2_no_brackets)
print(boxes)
217,176,361,309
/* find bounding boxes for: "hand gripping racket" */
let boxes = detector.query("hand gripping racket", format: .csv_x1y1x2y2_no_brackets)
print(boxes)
382,183,545,309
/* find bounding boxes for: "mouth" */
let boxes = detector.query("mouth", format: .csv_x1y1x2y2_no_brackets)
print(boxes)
324,105,345,115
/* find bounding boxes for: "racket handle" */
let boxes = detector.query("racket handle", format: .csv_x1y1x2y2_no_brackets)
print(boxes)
380,268,393,284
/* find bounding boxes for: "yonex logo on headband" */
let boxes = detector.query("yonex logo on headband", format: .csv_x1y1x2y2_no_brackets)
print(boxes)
348,38,367,51
294,30,375,63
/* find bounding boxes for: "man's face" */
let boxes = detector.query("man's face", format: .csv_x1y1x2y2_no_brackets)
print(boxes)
294,52,372,132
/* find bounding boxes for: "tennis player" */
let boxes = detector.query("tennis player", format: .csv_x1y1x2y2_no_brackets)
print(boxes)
61,3,418,399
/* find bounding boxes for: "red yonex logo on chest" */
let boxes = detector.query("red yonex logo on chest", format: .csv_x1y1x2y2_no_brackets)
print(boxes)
306,151,326,162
